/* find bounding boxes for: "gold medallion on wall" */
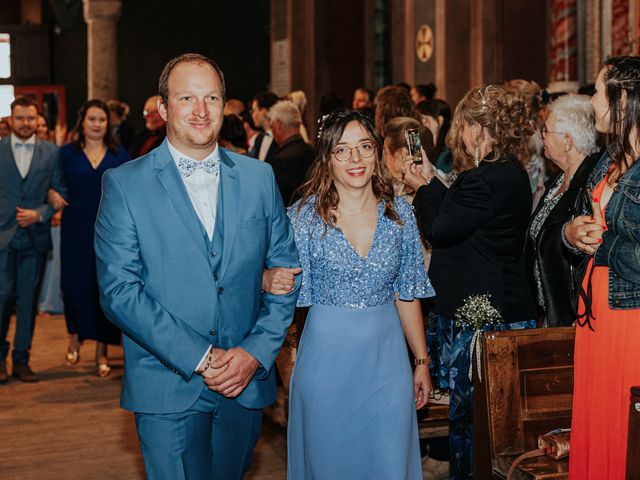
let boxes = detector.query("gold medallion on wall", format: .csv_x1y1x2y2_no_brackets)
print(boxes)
416,25,434,63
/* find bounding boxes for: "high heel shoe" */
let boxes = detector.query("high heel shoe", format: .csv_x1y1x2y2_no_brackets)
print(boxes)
65,348,80,366
96,362,111,378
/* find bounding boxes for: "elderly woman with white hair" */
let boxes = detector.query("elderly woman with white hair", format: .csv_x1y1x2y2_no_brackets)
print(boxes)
524,94,602,327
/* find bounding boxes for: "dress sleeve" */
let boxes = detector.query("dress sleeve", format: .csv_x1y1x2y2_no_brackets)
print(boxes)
287,201,313,307
394,198,436,300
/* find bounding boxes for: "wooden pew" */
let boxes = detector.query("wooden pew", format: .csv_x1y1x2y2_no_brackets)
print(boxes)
628,386,640,480
474,327,575,480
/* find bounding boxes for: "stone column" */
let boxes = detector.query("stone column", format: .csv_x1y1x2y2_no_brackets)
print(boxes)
548,0,579,92
83,0,122,100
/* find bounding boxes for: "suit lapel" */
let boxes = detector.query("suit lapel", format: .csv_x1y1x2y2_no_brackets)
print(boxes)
218,149,240,280
0,139,23,183
154,141,209,261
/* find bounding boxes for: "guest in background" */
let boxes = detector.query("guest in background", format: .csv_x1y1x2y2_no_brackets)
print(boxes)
268,100,314,206
218,114,248,154
0,119,10,139
288,90,311,144
375,86,421,137
107,99,135,152
36,114,51,142
564,56,640,480
129,95,166,159
352,87,375,120
0,96,66,383
403,85,536,480
352,87,374,110
223,98,245,116
524,94,600,327
383,116,434,202
249,91,279,162
417,99,453,173
410,83,437,105
38,209,63,315
241,110,261,154
285,110,434,478
319,92,347,117
60,99,130,377
506,79,546,210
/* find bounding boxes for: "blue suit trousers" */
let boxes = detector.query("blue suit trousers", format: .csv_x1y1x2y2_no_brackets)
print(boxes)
134,386,263,480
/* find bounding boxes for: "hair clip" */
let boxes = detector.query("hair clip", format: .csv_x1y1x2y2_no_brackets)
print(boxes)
316,114,330,139
479,85,491,111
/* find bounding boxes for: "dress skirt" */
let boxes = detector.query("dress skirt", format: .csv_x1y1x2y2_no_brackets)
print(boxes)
287,303,422,480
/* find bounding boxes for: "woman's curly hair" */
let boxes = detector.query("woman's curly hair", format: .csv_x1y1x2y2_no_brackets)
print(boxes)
447,85,535,170
296,109,401,230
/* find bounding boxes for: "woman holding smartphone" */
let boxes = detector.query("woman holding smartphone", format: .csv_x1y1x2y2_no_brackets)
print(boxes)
403,84,537,480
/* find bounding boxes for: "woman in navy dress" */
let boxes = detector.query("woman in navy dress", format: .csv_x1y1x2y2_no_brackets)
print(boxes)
61,99,130,376
268,110,434,479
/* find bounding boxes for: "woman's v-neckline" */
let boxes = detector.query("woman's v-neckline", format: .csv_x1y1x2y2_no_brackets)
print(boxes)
335,202,381,260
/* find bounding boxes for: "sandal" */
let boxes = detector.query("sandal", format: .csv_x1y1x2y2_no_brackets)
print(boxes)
65,348,80,366
97,363,111,378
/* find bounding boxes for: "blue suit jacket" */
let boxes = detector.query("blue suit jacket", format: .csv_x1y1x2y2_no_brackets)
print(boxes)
0,137,65,252
94,140,300,414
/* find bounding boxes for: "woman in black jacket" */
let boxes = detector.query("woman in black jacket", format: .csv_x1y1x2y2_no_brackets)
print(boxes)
403,84,536,480
525,94,601,327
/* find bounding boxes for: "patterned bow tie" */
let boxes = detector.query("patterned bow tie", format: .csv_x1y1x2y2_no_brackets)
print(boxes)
15,142,34,150
176,156,220,178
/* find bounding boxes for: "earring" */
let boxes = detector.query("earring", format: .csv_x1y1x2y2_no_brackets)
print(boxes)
474,146,480,168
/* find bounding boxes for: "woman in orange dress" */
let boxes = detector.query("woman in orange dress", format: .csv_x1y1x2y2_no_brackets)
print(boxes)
565,56,640,479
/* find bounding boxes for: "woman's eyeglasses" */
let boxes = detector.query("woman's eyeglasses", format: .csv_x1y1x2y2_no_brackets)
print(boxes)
332,142,376,162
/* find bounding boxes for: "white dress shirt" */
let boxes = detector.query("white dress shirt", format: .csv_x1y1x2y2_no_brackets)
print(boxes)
167,140,220,241
258,129,274,162
167,141,222,372
11,134,36,178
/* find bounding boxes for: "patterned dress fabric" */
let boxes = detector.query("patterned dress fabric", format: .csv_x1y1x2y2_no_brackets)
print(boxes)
287,196,434,479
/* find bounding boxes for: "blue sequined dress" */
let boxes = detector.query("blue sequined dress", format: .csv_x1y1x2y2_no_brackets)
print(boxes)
287,197,435,480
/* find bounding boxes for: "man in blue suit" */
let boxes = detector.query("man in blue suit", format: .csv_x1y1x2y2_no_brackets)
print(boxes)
95,53,300,479
0,96,65,383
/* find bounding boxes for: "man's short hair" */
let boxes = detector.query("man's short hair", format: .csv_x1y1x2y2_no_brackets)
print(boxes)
269,100,301,128
252,92,279,111
11,96,39,114
158,53,226,103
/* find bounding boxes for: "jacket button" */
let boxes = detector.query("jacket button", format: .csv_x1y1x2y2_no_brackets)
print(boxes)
214,274,218,281
218,287,224,294
209,329,217,336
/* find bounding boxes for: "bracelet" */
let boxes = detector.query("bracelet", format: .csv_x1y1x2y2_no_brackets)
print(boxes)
197,347,214,375
415,357,431,366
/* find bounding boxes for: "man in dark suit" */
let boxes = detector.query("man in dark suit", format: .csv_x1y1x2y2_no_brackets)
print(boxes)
248,91,279,163
129,95,166,159
269,100,315,206
0,96,66,383
95,53,300,479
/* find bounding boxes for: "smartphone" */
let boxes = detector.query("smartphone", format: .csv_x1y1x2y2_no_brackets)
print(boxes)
405,128,423,165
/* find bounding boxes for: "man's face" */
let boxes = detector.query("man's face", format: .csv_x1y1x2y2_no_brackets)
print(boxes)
143,97,165,131
11,105,38,141
352,90,371,110
410,87,423,104
158,61,224,158
251,100,268,129
0,122,9,137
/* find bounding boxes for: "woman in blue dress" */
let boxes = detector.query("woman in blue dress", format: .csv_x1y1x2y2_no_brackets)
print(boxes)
270,110,435,479
61,99,130,376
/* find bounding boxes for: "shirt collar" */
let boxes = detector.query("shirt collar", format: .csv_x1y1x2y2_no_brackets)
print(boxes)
167,140,220,170
11,134,36,148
